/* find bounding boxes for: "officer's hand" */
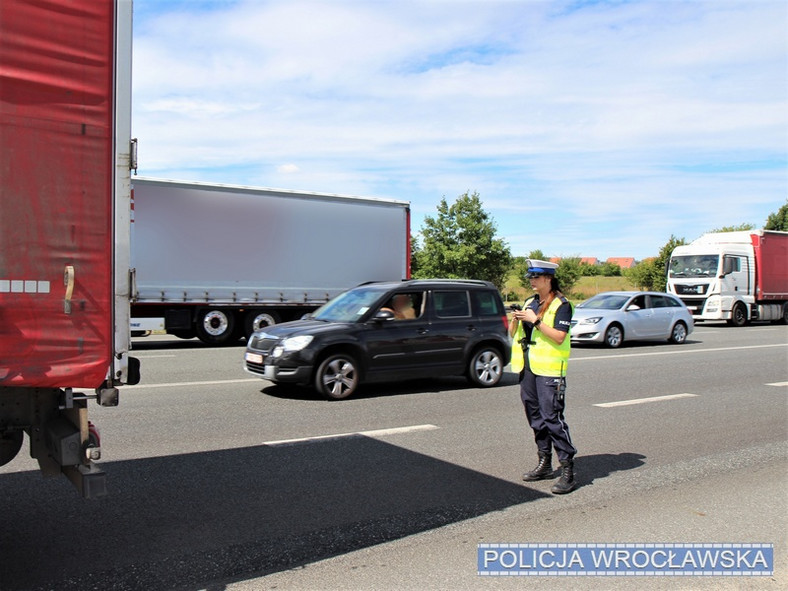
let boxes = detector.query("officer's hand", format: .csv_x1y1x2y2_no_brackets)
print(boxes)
522,309,538,324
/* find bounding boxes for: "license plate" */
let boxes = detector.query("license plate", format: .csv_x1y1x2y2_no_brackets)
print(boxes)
245,352,264,364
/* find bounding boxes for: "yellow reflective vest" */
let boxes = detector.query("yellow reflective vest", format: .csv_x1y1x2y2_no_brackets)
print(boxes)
510,295,571,377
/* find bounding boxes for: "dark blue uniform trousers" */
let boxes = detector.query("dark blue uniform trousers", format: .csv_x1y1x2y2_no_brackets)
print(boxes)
520,367,577,462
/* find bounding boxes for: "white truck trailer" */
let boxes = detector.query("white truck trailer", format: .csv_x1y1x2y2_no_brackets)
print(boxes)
667,230,788,326
130,178,411,344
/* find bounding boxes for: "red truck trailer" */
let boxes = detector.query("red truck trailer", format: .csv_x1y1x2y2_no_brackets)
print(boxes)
0,0,138,496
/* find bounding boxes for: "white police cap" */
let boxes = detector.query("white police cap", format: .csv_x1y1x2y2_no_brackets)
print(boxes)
526,259,558,276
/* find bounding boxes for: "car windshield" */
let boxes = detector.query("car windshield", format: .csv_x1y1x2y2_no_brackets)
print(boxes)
669,255,719,278
578,294,630,310
311,287,385,322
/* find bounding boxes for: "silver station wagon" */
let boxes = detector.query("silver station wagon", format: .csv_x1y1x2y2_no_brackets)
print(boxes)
571,291,694,348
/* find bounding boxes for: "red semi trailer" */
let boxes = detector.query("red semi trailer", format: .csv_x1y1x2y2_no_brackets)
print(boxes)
0,0,138,496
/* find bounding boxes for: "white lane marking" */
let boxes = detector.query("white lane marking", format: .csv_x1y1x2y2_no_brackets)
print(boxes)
766,382,788,387
262,424,440,447
594,393,699,408
133,354,176,359
573,343,787,362
124,378,260,389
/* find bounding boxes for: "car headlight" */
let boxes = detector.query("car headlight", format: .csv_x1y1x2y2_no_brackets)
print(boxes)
580,317,603,325
282,335,314,352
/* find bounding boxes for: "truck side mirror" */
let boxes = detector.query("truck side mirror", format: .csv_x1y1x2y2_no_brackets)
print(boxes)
722,258,735,276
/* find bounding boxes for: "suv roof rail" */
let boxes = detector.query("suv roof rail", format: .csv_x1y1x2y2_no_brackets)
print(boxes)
354,278,497,288
406,278,495,287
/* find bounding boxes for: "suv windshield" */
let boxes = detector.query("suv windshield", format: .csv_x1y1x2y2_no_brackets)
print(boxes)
669,255,719,278
312,287,385,322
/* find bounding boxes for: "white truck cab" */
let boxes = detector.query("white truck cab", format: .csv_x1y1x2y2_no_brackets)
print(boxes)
667,231,788,326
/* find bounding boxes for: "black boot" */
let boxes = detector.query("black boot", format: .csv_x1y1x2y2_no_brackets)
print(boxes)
523,451,554,481
551,459,576,494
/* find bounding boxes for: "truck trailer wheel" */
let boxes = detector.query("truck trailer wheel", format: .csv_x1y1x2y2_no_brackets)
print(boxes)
244,310,280,339
0,430,24,467
728,302,748,327
196,309,236,345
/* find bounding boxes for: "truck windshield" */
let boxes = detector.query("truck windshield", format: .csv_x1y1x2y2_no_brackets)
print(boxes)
669,255,719,278
312,287,385,322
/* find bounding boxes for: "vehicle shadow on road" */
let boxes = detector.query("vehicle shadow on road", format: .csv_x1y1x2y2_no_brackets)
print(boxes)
574,452,647,488
0,435,550,591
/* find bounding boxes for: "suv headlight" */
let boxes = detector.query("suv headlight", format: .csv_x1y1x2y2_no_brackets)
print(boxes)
271,335,314,358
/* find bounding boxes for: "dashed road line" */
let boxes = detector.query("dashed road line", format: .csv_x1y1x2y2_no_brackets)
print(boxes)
594,393,699,408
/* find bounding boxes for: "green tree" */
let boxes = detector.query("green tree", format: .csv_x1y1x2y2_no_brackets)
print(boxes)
625,235,685,291
579,261,600,276
554,257,582,295
599,261,622,276
625,259,660,291
765,201,788,231
413,192,512,290
409,235,421,277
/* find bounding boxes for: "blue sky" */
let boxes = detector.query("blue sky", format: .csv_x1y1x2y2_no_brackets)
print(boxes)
130,0,787,261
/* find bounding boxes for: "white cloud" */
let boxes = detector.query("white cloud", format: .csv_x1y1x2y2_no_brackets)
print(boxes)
131,0,788,260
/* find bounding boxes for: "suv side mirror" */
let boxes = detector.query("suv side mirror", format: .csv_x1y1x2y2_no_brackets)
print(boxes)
626,304,641,311
373,309,395,322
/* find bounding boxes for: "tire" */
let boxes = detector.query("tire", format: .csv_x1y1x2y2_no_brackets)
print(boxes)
669,321,688,344
244,310,280,340
315,353,360,400
195,309,236,345
728,302,747,327
0,430,23,467
467,346,504,387
604,324,624,348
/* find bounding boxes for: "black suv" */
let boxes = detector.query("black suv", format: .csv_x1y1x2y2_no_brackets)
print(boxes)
244,279,511,399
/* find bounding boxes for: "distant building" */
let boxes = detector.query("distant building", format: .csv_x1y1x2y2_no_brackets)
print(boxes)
580,257,599,266
606,257,636,269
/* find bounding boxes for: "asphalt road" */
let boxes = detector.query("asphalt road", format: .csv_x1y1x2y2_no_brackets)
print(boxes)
1,322,786,590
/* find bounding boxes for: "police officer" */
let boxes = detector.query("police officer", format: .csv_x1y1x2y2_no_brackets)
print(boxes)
510,259,577,494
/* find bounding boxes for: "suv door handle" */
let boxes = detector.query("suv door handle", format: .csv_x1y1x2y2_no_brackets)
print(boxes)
467,324,476,331
418,328,429,334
